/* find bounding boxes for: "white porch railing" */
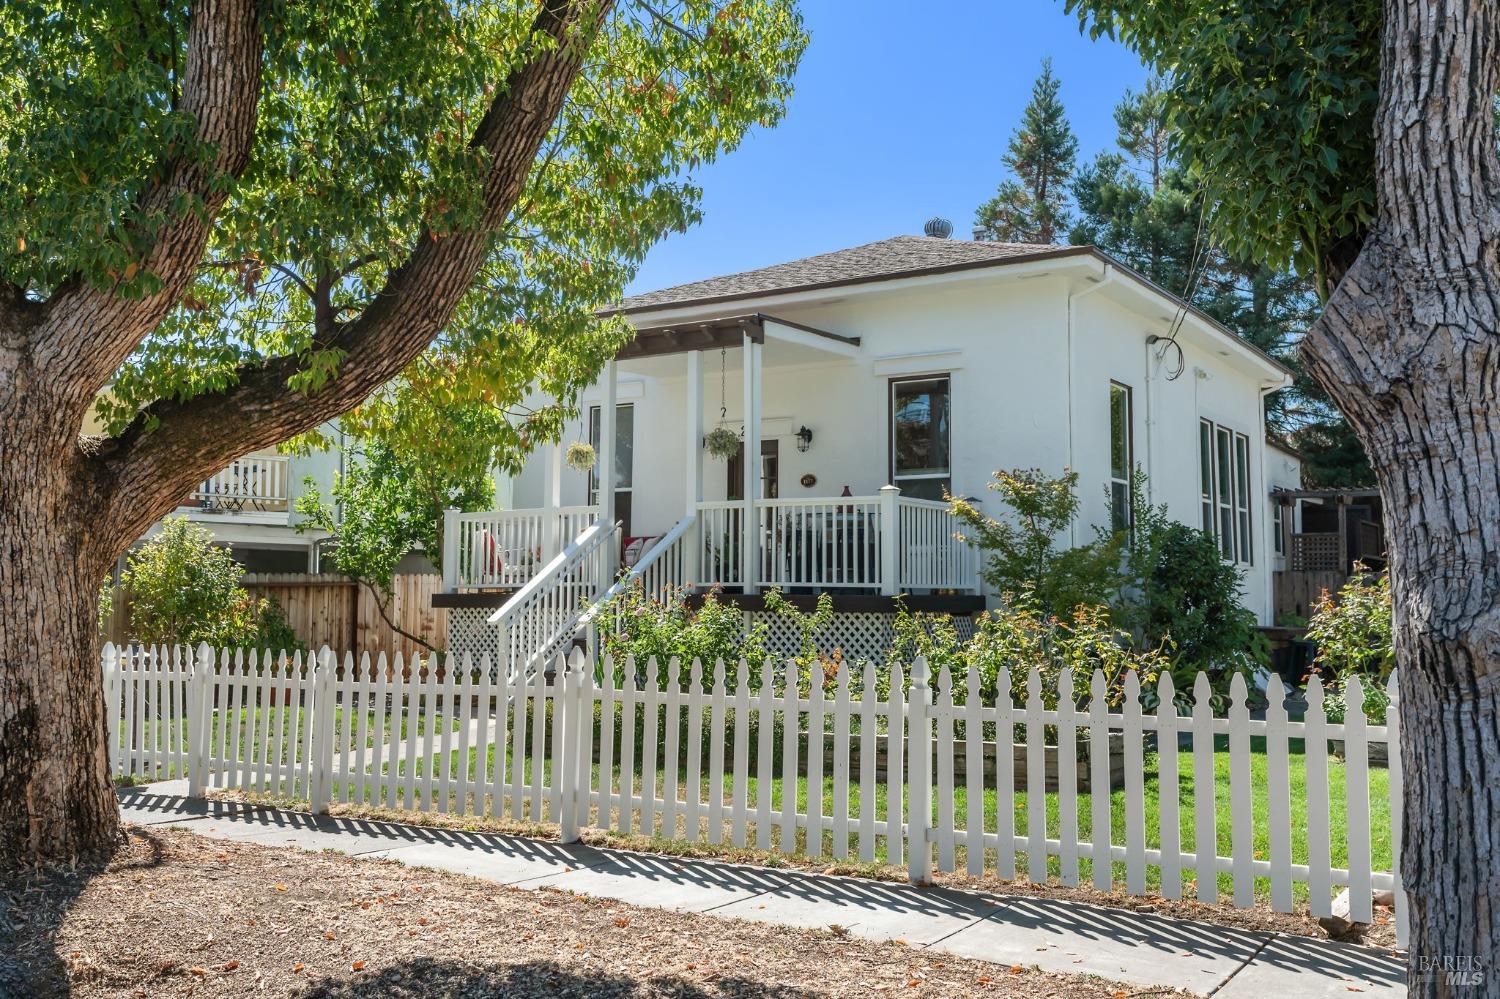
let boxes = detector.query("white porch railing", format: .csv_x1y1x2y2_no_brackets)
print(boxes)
579,515,696,651
695,489,974,593
188,454,290,514
897,496,977,590
757,496,884,589
697,501,747,588
442,506,598,590
491,520,619,681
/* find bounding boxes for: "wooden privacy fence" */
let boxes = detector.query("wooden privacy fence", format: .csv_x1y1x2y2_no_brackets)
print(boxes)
102,645,1405,946
101,573,445,659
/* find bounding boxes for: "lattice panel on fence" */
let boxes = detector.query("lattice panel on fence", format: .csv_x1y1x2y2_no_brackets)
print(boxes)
102,645,1406,947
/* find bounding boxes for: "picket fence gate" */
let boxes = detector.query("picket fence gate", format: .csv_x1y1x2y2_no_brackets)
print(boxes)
103,643,1406,946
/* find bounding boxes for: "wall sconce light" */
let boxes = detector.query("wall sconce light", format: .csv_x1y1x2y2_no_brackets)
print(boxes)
795,425,814,452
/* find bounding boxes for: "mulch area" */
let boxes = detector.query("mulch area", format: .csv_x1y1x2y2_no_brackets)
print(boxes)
0,827,1169,999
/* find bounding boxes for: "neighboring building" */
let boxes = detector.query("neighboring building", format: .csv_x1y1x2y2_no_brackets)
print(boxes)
139,441,344,572
84,397,347,572
439,226,1294,675
1264,438,1305,578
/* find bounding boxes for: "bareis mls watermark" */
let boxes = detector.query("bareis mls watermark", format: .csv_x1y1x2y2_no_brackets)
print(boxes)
1415,955,1486,988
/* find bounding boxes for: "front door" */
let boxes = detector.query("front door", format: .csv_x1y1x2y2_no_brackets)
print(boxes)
727,439,779,500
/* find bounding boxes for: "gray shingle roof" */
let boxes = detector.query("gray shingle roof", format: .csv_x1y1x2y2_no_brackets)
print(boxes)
614,235,1085,314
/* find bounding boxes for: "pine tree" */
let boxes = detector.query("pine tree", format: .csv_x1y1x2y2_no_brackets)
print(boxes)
974,59,1078,244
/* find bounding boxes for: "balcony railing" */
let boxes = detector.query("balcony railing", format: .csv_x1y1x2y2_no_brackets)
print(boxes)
185,455,290,519
442,506,600,590
443,491,977,596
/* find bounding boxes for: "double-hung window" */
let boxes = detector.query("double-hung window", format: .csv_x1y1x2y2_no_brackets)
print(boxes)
890,376,951,501
1198,418,1253,564
1109,382,1133,533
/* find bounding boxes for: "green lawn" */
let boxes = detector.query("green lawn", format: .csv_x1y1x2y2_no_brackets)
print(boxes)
323,731,1391,904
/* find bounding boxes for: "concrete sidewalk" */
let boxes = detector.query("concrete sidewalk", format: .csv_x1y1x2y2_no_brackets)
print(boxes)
118,785,1405,998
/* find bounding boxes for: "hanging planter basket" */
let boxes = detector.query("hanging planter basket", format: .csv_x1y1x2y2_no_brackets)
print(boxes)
704,426,740,461
565,441,597,473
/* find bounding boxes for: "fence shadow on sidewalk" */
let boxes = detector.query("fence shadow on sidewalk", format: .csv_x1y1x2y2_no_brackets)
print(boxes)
298,957,814,998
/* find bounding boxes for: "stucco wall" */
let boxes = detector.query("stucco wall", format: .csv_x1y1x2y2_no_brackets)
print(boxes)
506,265,1286,622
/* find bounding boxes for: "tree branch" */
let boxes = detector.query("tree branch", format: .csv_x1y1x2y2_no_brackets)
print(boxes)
96,0,611,545
35,0,264,410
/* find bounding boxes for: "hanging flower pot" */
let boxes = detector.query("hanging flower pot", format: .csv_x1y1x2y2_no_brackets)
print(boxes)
565,441,597,473
704,426,740,461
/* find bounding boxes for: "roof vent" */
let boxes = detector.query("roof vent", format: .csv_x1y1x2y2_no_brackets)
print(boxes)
923,217,953,239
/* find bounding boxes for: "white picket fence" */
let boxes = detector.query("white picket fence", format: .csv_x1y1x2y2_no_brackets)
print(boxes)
103,644,1404,944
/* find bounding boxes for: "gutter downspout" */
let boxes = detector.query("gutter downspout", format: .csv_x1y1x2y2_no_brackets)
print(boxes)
1066,262,1113,545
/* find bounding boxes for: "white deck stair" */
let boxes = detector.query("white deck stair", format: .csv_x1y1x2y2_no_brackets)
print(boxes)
490,519,620,682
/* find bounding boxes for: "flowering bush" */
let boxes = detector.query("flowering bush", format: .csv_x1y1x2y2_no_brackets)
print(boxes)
599,582,767,691
890,592,1168,713
1306,567,1394,722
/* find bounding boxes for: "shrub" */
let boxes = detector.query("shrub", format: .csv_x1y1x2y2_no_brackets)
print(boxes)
599,583,768,691
890,593,1168,716
109,516,284,649
955,465,1265,708
950,468,1125,618
1121,506,1267,707
1306,568,1393,722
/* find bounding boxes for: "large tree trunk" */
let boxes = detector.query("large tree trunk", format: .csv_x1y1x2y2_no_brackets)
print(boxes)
1303,0,1500,990
0,0,601,868
0,380,121,862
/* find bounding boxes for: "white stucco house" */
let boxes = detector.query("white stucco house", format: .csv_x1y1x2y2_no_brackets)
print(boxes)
437,226,1295,674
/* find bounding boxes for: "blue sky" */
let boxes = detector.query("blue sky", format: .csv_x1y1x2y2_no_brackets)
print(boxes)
626,0,1148,295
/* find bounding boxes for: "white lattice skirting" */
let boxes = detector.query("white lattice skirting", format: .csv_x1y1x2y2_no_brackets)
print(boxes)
446,608,978,670
447,607,503,667
752,611,977,665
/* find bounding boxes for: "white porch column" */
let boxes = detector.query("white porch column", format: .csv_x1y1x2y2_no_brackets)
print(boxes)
685,349,703,584
741,334,762,594
600,360,618,527
599,359,620,583
545,439,563,559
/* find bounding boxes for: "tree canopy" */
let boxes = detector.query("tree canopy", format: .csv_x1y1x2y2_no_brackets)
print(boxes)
1062,0,1378,298
0,0,806,864
1,0,806,466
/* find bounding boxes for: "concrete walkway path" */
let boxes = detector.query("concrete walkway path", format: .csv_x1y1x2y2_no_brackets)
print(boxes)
118,785,1405,998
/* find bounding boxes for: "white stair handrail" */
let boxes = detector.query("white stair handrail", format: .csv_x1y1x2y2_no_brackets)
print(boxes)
578,514,696,630
490,519,620,680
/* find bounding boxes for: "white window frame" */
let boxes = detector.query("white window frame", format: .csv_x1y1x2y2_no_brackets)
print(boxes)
889,374,952,500
587,402,634,506
1199,417,1253,565
1109,381,1133,534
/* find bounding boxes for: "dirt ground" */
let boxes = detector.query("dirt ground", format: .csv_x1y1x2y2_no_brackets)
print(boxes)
0,827,1178,999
